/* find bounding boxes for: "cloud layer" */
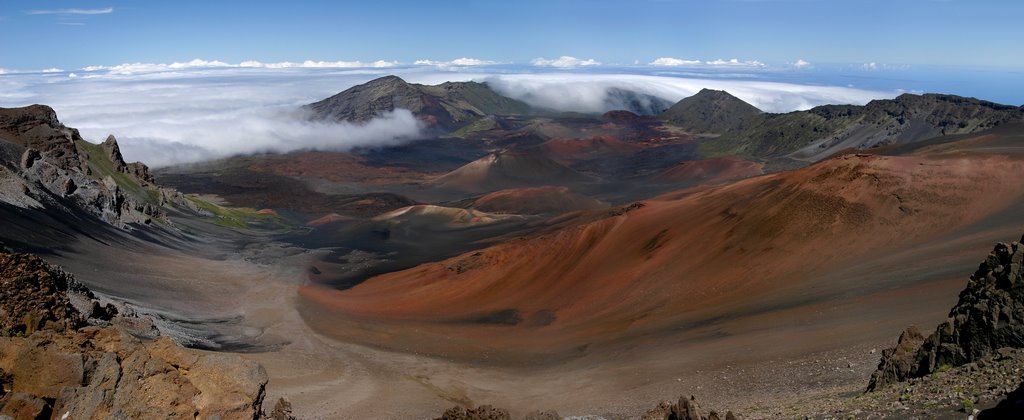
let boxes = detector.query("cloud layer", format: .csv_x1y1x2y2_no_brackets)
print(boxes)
26,7,114,15
649,57,766,67
0,62,897,167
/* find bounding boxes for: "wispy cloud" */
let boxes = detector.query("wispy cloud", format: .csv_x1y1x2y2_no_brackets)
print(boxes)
26,7,113,15
860,62,910,71
706,58,766,67
82,58,401,74
531,56,601,68
25,7,112,15
414,58,499,67
650,57,702,66
649,57,766,68
792,59,812,68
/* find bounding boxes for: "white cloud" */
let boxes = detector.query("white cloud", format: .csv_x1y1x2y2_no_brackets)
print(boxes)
792,59,812,68
650,57,767,68
706,58,766,67
860,62,911,71
0,68,7,75
414,57,499,67
82,58,400,75
26,7,114,15
531,56,601,68
41,68,64,73
649,57,703,67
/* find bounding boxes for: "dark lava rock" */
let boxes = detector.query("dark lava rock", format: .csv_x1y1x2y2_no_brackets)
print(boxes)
268,397,297,420
641,395,737,420
523,409,561,420
867,326,926,391
0,249,87,335
868,234,1024,390
435,405,512,420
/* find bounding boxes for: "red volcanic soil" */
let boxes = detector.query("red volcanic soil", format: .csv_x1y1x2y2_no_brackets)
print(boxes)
472,186,605,215
653,156,764,185
307,213,353,226
430,152,590,194
248,151,434,185
300,151,1024,361
538,135,642,161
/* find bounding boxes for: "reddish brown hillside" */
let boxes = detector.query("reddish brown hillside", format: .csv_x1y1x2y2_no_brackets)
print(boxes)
300,151,1024,360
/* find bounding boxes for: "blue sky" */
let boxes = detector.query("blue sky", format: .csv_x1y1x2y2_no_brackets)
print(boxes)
1,0,1022,70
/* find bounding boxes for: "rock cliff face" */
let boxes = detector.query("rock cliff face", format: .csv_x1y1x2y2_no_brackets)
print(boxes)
0,246,270,419
0,105,167,228
868,234,1024,391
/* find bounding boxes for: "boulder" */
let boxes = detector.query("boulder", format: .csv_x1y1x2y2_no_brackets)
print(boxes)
866,326,926,391
435,405,512,420
0,391,51,420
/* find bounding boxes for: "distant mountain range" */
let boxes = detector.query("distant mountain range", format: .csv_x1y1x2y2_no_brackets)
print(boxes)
306,76,1024,163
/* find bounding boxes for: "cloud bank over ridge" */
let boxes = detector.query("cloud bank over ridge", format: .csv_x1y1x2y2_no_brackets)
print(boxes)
0,62,898,167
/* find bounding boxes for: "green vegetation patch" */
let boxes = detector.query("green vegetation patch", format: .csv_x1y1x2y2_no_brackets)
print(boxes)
75,139,159,204
184,196,280,229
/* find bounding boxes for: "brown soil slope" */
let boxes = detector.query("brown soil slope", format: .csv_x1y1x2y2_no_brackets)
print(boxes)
472,186,605,215
652,156,763,185
300,150,1024,360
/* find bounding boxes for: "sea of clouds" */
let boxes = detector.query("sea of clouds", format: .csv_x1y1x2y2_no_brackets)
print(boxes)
0,61,899,167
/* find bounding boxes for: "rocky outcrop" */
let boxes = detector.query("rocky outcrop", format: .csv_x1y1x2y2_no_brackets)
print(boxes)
433,396,735,420
0,247,270,419
0,248,93,335
866,326,925,391
0,105,88,172
642,395,737,420
0,106,164,228
868,234,1024,391
435,405,512,420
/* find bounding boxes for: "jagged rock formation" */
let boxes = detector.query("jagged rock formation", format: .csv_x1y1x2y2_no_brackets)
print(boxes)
866,326,925,391
304,76,534,130
0,105,167,228
642,395,738,420
0,105,89,172
0,247,270,419
868,234,1024,391
434,405,512,420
